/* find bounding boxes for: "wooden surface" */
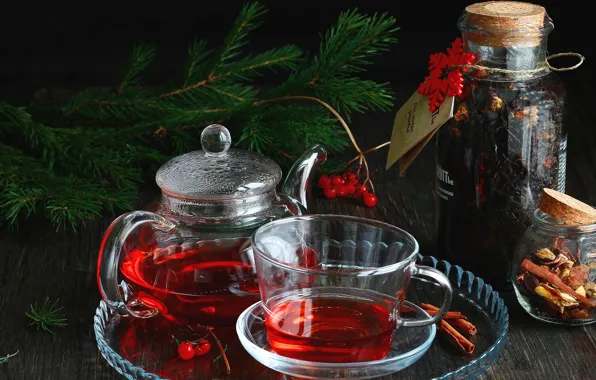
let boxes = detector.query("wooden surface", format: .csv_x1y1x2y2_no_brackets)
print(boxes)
1,78,595,379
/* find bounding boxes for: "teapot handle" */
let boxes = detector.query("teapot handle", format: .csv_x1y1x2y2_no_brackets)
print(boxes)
97,211,176,318
282,144,327,210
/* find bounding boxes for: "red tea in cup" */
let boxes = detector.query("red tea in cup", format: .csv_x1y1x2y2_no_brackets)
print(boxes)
252,216,454,364
263,289,397,363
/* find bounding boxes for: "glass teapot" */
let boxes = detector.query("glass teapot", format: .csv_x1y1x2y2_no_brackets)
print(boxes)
98,124,326,326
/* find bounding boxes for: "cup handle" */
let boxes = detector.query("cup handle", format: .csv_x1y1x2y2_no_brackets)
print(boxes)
402,265,453,327
97,211,176,318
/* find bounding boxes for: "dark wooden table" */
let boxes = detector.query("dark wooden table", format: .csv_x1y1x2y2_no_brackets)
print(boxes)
1,78,595,379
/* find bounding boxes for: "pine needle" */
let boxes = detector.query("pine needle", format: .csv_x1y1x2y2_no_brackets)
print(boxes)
0,351,19,365
26,298,68,334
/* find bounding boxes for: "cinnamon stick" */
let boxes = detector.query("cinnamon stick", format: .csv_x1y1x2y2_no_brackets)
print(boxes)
400,305,466,320
399,304,417,313
421,303,440,312
422,302,478,335
450,318,477,335
439,320,475,355
521,259,595,307
419,303,467,320
426,310,467,320
405,303,476,354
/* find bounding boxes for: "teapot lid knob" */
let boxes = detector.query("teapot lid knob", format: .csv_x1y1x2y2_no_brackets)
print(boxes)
201,124,231,156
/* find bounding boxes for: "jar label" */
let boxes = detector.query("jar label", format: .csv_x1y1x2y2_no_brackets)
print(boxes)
436,165,454,200
386,92,454,174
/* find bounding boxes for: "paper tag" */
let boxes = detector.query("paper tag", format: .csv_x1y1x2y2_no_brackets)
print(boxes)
385,92,454,174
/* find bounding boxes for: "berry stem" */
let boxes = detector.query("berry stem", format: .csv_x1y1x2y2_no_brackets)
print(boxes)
253,96,363,154
361,156,375,194
212,345,228,363
207,327,231,375
259,95,393,196
336,141,390,193
361,141,391,155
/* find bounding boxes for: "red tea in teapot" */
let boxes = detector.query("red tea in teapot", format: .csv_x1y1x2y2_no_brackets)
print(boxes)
120,239,260,326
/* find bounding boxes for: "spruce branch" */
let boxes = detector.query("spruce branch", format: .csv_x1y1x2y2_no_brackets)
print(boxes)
208,2,267,76
119,42,156,93
313,77,394,115
185,39,212,84
0,102,62,166
161,2,268,99
0,3,398,229
216,45,302,81
317,10,398,76
261,10,398,119
0,143,135,229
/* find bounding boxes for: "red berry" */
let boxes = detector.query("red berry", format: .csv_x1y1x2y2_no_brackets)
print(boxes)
349,178,360,186
178,342,196,361
318,175,331,189
354,184,363,196
337,186,347,197
363,192,378,208
360,184,368,193
324,187,337,199
194,340,211,356
346,172,356,180
331,176,344,187
345,184,356,195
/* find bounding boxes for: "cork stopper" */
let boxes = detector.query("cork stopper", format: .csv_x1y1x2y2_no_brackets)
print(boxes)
463,1,547,47
538,188,596,226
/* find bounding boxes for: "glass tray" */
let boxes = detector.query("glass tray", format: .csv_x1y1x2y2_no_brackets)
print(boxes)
94,255,509,379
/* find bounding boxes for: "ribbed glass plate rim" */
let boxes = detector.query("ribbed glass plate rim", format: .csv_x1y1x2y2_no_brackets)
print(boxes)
93,254,509,380
416,255,509,379
94,301,163,380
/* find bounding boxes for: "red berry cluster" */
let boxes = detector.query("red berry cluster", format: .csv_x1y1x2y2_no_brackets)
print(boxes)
318,172,377,207
177,339,211,361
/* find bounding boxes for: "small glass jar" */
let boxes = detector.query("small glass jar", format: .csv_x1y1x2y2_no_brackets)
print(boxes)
512,210,596,325
436,2,567,290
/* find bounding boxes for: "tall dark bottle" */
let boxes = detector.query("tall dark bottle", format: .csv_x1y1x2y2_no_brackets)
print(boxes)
436,1,566,289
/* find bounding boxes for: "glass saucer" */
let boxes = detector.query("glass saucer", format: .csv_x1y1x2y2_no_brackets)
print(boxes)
236,300,435,379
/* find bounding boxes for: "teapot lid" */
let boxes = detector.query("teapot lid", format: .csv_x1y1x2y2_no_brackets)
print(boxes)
155,124,282,200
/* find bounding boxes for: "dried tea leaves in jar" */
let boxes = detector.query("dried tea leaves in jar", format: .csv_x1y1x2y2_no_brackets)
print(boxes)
515,192,596,322
436,2,567,290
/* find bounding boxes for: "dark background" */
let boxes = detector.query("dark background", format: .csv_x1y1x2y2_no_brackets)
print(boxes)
0,0,592,103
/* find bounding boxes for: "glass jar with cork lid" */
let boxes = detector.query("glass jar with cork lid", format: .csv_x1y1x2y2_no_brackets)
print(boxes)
512,189,596,326
436,1,567,290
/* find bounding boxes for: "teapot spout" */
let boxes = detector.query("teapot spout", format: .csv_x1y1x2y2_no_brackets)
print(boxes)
282,144,327,210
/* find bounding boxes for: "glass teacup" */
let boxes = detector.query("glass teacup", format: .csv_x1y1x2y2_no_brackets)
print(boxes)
251,215,452,363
